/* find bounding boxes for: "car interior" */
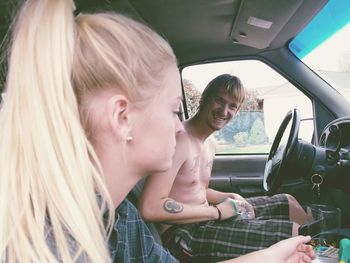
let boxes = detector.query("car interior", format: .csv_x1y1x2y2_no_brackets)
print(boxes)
1,0,350,254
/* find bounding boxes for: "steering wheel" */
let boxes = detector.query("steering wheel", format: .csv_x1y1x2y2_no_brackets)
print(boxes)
263,109,301,194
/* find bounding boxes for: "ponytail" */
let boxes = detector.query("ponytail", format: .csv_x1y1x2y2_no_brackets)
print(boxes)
0,1,113,262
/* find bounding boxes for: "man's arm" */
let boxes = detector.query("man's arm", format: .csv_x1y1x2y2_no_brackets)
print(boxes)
204,137,255,216
206,188,255,219
206,188,247,204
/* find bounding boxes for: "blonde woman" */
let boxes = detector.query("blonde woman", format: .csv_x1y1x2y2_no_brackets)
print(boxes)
0,0,314,262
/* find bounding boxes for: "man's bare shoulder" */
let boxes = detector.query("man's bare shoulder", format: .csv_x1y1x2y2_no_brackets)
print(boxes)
207,135,217,149
176,129,192,148
174,131,191,163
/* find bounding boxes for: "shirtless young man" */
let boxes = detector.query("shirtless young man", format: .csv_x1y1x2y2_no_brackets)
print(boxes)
139,74,308,261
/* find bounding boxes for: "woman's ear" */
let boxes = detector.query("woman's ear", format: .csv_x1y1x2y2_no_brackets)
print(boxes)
106,95,132,140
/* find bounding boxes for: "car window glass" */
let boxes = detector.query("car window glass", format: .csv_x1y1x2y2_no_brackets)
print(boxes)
289,0,350,102
182,60,313,154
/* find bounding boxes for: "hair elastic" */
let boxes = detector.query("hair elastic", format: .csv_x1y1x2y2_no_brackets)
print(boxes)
214,205,222,221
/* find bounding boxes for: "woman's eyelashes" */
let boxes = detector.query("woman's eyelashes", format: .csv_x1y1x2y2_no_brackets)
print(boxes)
174,110,183,120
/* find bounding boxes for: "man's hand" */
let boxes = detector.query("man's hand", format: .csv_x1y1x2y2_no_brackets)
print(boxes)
216,198,255,220
235,199,255,219
220,194,255,219
225,193,246,202
226,193,255,219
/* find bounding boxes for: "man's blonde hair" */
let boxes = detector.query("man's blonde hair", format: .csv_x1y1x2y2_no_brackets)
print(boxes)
0,0,175,262
199,74,245,111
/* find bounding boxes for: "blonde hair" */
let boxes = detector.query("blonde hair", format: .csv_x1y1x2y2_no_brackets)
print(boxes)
73,12,176,139
0,0,175,262
199,74,245,111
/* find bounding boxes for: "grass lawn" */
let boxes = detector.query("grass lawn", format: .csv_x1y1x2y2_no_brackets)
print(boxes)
216,144,271,154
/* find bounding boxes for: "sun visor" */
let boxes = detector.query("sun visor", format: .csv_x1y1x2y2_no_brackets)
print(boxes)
230,0,303,49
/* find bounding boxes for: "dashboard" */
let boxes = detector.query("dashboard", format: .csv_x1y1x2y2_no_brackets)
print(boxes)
317,117,350,193
320,117,350,153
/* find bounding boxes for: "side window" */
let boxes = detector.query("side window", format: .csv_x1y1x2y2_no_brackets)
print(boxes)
182,60,314,154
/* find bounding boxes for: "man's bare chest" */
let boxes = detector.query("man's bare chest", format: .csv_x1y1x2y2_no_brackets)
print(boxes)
176,142,214,185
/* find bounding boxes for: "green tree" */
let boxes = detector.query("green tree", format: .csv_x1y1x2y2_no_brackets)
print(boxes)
241,89,263,111
248,117,268,145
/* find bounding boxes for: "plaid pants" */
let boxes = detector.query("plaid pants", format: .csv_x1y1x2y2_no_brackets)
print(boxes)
162,194,293,262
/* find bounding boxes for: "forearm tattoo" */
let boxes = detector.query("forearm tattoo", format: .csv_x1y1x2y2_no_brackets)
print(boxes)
163,199,184,214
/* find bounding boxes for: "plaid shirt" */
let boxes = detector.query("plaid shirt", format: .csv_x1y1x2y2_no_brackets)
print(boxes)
109,199,178,263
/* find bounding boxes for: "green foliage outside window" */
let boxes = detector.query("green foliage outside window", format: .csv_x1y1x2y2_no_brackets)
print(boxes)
214,111,268,147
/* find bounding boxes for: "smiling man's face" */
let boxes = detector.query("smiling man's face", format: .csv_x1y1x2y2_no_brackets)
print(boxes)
202,88,240,131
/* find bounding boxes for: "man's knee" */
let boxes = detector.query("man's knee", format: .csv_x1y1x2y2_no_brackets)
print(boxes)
291,222,300,236
286,194,302,211
286,194,297,205
286,194,307,225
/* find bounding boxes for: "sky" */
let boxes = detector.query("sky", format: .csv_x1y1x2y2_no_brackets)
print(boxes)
303,23,350,71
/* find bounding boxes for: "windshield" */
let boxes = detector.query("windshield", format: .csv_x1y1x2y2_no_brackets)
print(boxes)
289,0,350,102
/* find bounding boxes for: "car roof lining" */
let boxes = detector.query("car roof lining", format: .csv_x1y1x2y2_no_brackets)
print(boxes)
0,0,329,86
81,0,327,66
